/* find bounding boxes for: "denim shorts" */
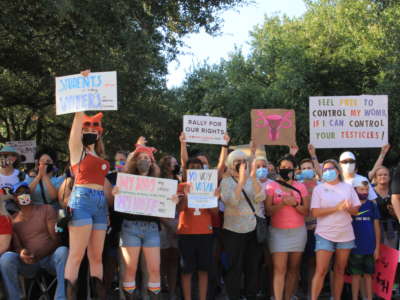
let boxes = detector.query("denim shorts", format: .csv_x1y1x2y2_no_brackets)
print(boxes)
68,186,108,230
315,234,355,252
120,220,160,248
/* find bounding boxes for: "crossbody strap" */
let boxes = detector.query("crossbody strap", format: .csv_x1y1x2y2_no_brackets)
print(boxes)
275,179,303,205
231,177,256,215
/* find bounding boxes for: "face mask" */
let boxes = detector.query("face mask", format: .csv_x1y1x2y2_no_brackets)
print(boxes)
173,164,180,175
295,173,304,181
17,194,31,206
279,168,294,181
203,164,209,170
235,162,247,173
0,158,11,168
256,168,269,180
137,159,151,174
82,133,98,146
46,164,54,174
357,192,368,201
341,163,356,174
115,160,125,172
301,169,315,180
322,169,338,182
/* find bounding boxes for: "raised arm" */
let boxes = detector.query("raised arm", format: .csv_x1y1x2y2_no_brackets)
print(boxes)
69,112,85,165
217,133,230,180
368,144,390,181
308,144,322,178
180,132,189,172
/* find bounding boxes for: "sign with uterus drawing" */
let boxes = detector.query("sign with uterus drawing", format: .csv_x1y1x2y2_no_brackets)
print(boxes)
251,109,297,146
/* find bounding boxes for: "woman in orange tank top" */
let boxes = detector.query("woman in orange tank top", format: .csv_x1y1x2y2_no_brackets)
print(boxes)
64,107,110,300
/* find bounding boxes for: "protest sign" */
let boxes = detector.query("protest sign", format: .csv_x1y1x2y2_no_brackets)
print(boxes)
187,169,218,209
115,173,178,218
5,140,36,163
373,244,399,300
183,115,227,145
309,95,388,148
251,109,296,146
55,71,117,115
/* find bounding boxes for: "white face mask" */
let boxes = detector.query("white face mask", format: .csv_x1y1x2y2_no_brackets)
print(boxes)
341,163,356,174
203,164,209,170
17,194,32,206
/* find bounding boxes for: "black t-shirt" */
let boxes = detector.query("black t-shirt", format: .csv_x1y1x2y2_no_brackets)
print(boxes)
391,164,400,195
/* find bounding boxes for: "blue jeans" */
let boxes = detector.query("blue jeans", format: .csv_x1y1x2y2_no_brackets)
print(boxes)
0,246,69,300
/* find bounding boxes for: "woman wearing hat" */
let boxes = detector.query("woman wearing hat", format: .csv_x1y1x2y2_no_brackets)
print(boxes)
64,111,109,299
220,149,265,300
0,146,23,194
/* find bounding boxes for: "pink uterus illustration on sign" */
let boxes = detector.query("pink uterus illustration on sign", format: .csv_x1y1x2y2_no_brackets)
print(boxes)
255,110,293,141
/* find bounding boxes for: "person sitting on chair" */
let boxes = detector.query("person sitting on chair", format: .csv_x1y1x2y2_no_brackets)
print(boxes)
0,182,69,300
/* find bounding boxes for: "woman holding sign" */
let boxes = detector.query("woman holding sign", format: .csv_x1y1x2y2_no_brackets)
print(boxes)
220,149,265,300
115,144,176,300
64,111,109,299
310,159,360,300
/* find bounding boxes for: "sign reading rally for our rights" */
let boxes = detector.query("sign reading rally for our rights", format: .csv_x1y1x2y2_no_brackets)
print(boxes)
187,169,218,209
115,173,178,218
183,115,227,145
251,109,297,146
55,71,117,115
309,95,388,148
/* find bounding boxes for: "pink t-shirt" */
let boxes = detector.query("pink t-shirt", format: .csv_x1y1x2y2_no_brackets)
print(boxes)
266,180,308,229
311,182,361,242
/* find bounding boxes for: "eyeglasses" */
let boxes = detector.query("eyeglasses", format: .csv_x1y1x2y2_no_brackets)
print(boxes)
83,122,100,127
322,167,336,172
340,160,355,164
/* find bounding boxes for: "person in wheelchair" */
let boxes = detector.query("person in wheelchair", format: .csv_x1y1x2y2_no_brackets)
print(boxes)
0,182,68,300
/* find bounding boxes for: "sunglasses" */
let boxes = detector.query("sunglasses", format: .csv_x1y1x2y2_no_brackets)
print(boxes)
83,121,101,127
340,160,355,164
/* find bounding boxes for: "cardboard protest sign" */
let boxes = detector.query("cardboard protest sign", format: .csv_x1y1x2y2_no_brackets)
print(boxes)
187,169,218,209
372,244,399,300
309,95,388,148
251,109,296,146
115,173,178,218
229,144,267,158
5,140,36,163
183,115,227,145
56,71,117,115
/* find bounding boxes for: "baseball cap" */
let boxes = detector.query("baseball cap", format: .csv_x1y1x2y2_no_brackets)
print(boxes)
352,176,369,188
12,182,29,194
339,151,356,162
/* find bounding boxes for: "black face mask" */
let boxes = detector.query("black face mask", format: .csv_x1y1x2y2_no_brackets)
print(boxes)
46,164,54,174
82,133,98,146
137,159,151,174
278,168,294,181
172,164,180,175
235,162,247,173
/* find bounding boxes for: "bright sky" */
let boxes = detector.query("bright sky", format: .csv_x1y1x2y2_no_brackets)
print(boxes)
166,0,307,88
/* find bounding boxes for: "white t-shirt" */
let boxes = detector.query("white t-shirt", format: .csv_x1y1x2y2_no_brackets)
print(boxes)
0,169,21,192
311,182,361,242
344,174,377,201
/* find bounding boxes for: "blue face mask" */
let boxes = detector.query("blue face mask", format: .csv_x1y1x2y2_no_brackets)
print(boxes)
322,169,338,182
256,167,269,180
301,169,315,180
295,173,304,181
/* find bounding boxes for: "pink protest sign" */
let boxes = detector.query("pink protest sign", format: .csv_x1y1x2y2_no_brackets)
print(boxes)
372,244,399,300
115,173,178,218
251,109,297,146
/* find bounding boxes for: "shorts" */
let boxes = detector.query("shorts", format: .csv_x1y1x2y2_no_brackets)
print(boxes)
120,220,160,248
68,186,108,230
315,234,355,252
347,254,375,275
178,234,213,274
268,225,307,253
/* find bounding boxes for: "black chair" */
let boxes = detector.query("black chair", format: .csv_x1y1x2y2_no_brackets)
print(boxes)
26,270,56,300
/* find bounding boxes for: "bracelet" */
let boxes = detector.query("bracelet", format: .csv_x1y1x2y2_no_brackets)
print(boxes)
292,202,299,208
311,156,317,160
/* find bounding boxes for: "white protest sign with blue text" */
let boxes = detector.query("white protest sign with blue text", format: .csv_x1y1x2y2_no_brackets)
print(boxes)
56,71,117,115
183,115,227,145
187,169,218,209
309,95,388,148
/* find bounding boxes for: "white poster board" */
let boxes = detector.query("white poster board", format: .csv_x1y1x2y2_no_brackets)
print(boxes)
55,71,117,115
5,140,37,163
309,95,388,148
187,169,218,209
183,115,227,145
115,173,178,218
